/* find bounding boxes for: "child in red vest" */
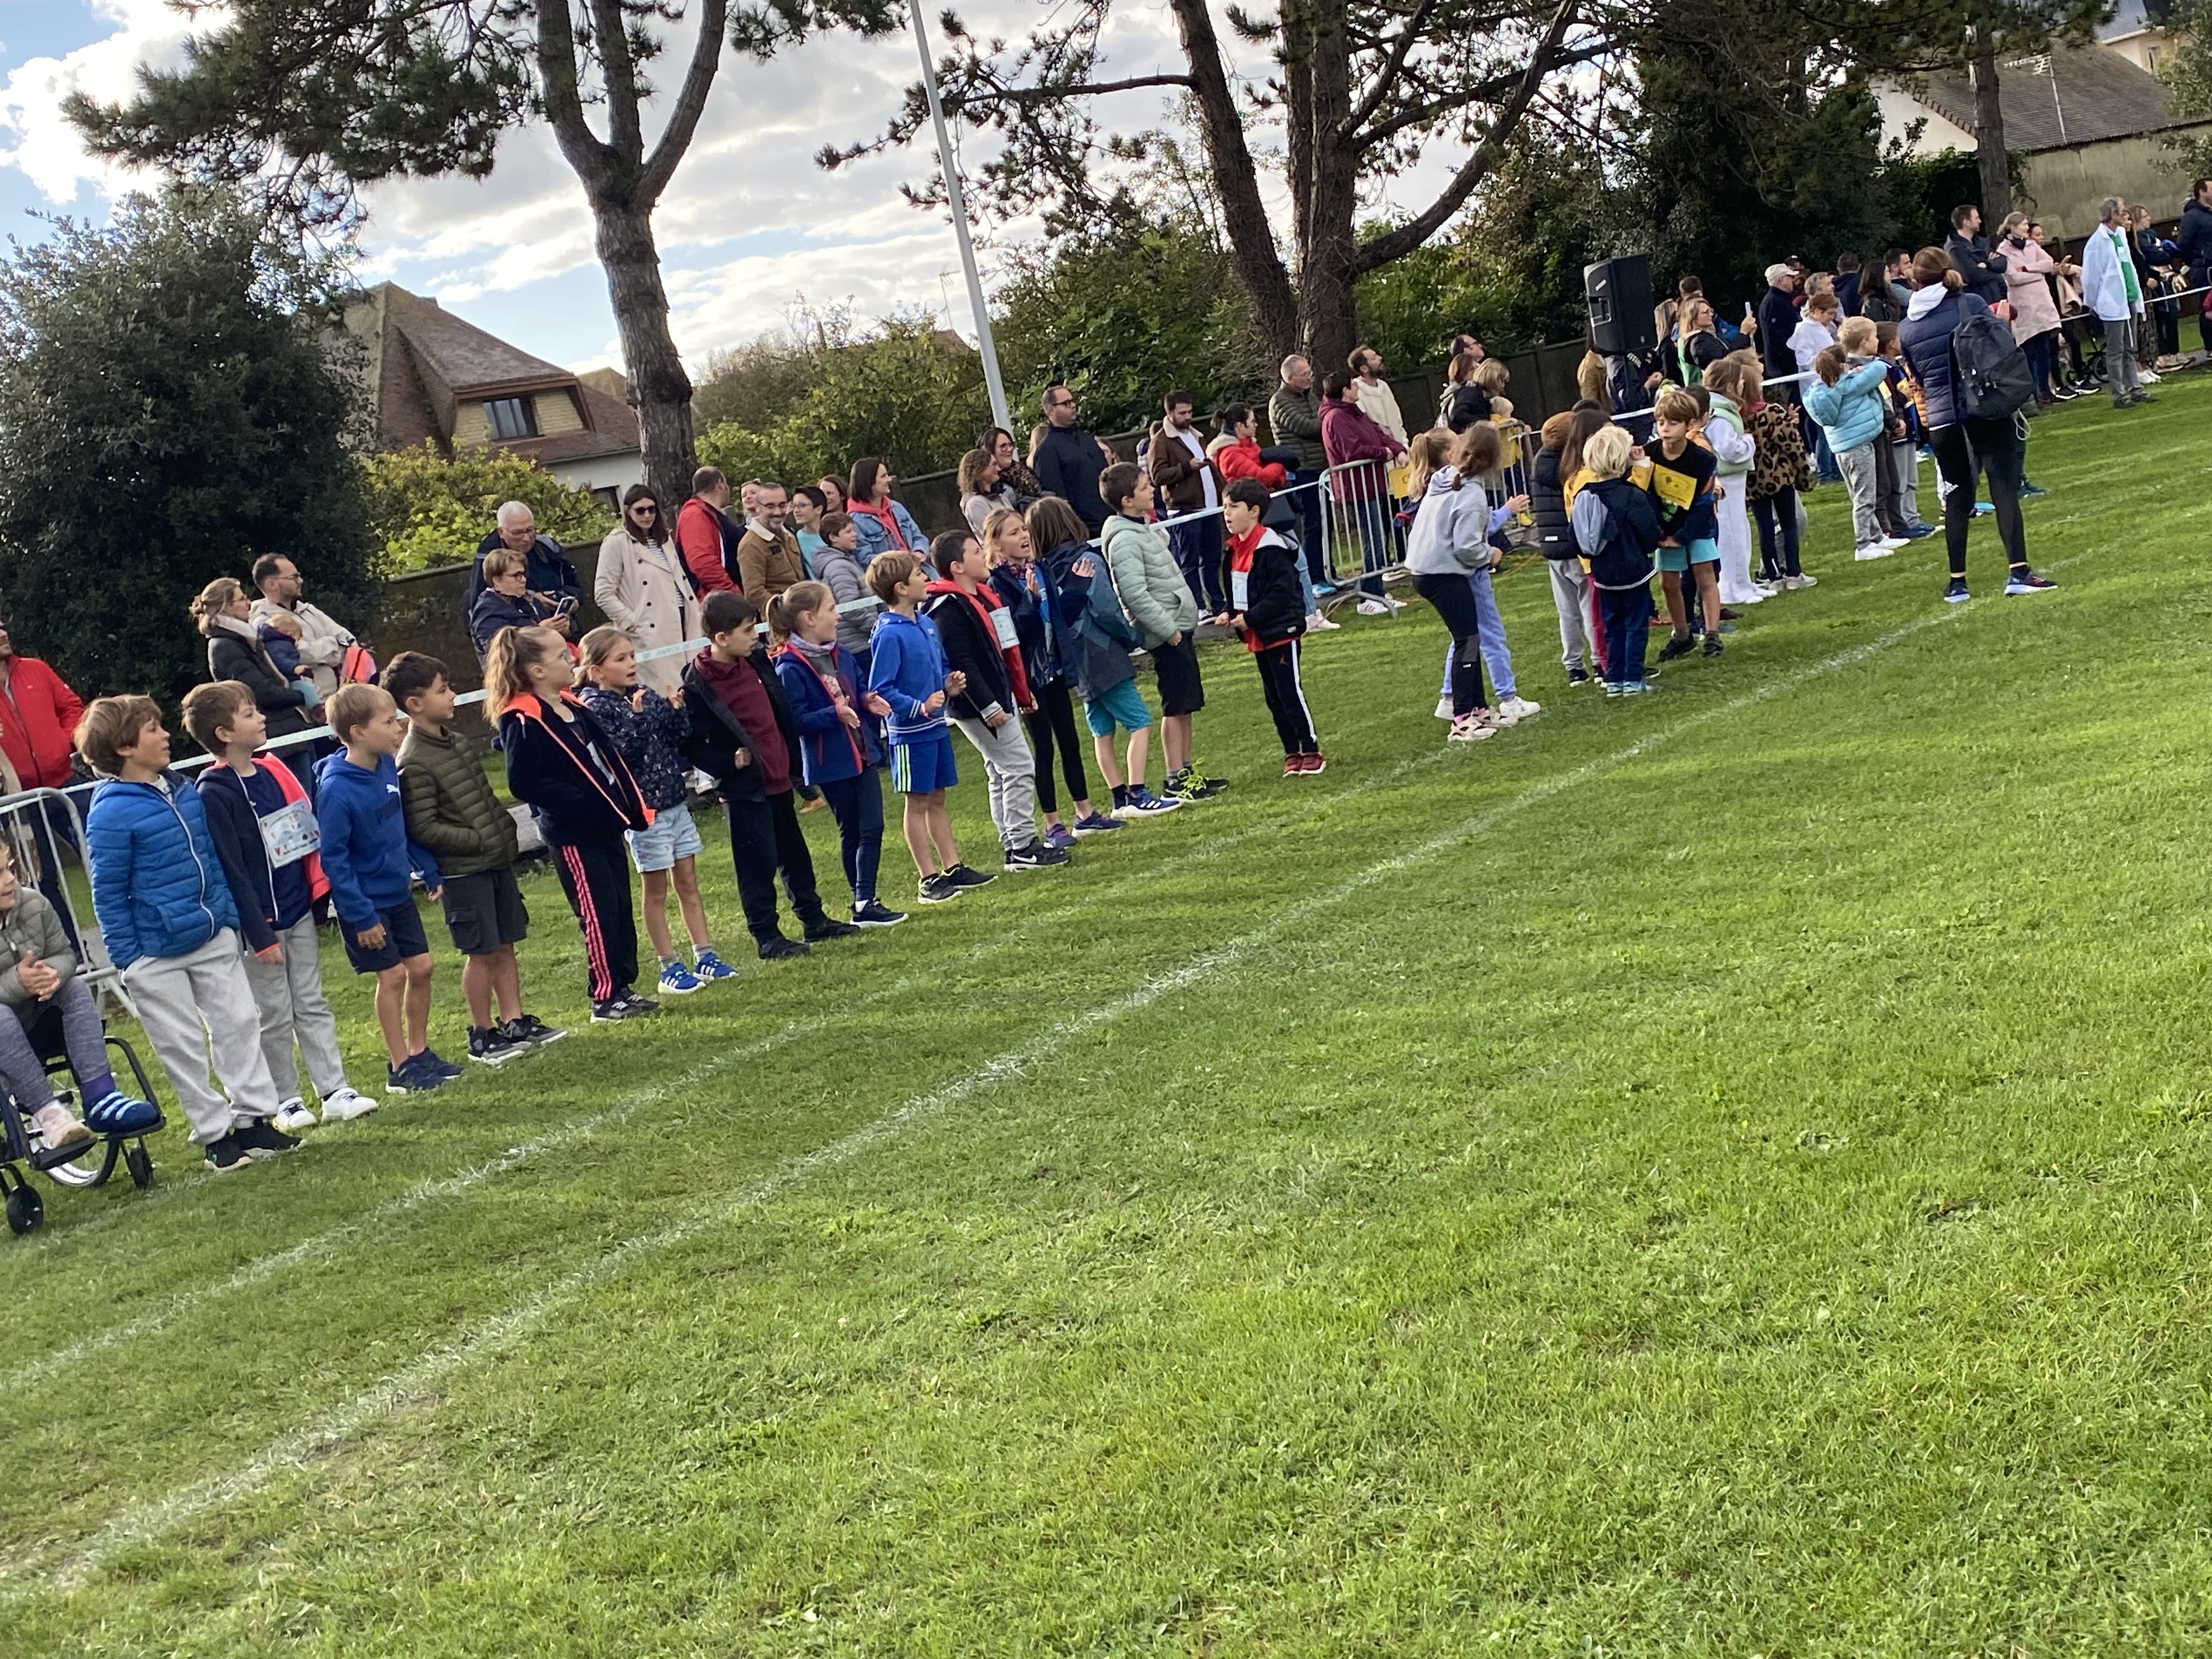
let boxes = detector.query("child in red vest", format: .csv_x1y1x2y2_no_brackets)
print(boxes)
1218,479,1324,775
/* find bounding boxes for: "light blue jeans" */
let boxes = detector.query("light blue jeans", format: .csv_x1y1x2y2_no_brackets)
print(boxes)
1435,566,1515,702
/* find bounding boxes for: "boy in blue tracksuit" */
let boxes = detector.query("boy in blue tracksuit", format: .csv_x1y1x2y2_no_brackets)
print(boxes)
78,694,294,1173
315,682,453,1095
865,550,990,906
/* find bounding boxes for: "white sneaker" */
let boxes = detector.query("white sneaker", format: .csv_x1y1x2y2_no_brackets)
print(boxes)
1853,544,1895,561
318,1087,379,1122
1434,695,1454,720
32,1102,92,1152
1305,611,1341,631
1498,696,1542,723
2142,368,2162,383
1783,573,1819,589
1356,597,1391,616
1878,535,1910,549
272,1097,318,1133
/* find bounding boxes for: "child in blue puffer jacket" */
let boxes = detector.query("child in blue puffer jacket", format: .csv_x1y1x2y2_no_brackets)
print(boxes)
1804,318,1894,561
78,695,292,1173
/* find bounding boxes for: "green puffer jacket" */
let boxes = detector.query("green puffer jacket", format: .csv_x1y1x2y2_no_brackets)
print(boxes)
398,723,520,879
1101,514,1198,649
0,887,75,1008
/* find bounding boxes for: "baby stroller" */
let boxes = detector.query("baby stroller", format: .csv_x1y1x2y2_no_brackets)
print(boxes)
0,992,165,1235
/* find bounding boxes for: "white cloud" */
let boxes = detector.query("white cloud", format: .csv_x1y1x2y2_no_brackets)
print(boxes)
0,0,192,202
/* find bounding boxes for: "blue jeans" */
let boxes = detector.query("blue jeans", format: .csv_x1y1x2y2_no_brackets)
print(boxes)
1598,584,1654,687
1435,567,1516,700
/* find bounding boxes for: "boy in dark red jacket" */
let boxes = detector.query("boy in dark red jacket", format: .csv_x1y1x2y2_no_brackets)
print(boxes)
1218,479,1323,775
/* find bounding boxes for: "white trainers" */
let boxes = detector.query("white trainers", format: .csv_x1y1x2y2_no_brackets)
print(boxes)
1434,695,1454,720
319,1087,379,1122
1497,696,1542,723
1853,544,1895,561
1878,535,1911,549
1305,611,1341,631
1783,573,1819,589
272,1097,319,1133
1356,597,1391,616
32,1102,92,1152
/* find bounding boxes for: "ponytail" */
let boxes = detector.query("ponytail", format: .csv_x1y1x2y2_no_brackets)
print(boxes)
765,580,832,645
484,624,563,718
1911,245,1963,292
1814,343,1848,387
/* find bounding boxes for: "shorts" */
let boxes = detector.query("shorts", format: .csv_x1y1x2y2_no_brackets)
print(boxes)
625,799,704,873
889,728,958,794
1082,678,1154,738
341,899,432,974
1149,633,1205,716
438,867,529,956
1656,539,1719,573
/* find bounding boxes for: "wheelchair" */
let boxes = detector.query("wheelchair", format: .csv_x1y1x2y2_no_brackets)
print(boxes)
0,995,166,1235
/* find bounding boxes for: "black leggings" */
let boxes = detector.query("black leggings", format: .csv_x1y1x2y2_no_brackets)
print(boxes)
550,836,638,1005
1929,418,2027,579
1413,571,1491,716
1023,676,1090,815
1253,639,1318,756
1751,490,1801,580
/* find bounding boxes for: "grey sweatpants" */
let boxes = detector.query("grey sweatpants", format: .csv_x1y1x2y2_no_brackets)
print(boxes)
0,974,109,1110
1835,439,1883,549
952,714,1039,852
1546,558,1597,675
241,912,349,1103
2105,316,2143,404
1888,438,1923,531
122,928,280,1144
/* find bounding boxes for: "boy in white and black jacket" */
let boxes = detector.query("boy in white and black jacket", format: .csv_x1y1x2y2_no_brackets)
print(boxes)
923,529,1066,871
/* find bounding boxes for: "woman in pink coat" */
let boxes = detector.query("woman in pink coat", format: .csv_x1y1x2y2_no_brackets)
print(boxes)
1998,211,2064,405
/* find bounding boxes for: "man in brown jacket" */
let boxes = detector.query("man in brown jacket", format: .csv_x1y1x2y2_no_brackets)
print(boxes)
1146,391,1226,613
735,482,808,599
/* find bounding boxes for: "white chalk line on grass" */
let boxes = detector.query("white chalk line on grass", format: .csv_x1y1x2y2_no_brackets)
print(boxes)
3,697,1456,1395
14,601,1970,1596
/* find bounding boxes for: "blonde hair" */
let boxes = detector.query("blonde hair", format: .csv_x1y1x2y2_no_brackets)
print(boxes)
1581,425,1634,481
1406,428,1457,495
190,577,245,636
980,506,1027,560
1472,358,1509,394
1703,352,1762,404
483,625,566,718
1576,351,1610,409
75,695,165,776
575,624,633,681
764,580,833,645
1837,316,1878,354
481,547,529,582
326,682,394,744
866,551,921,605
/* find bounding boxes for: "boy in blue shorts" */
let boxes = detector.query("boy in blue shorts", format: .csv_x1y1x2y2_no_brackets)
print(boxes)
865,550,993,906
1643,386,1725,662
316,682,458,1094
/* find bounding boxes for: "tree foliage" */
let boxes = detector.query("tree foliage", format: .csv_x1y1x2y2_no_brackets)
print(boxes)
2159,0,2212,178
0,191,375,708
357,443,613,575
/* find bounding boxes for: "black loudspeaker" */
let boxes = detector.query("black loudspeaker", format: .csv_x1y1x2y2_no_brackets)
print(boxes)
1584,255,1655,357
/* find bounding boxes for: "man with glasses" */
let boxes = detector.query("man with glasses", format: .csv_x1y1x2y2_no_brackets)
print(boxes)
249,555,364,703
735,481,806,599
469,500,581,634
1031,385,1112,534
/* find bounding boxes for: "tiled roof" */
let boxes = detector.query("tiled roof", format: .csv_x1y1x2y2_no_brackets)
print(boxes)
1905,43,2195,151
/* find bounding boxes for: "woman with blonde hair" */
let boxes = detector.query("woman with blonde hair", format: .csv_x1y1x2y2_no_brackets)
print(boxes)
957,447,1013,534
193,576,311,739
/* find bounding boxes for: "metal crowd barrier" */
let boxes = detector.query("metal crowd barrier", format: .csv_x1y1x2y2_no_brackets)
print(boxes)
1313,420,1541,610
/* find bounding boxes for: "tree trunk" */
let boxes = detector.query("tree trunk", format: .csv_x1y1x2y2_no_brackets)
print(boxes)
1298,0,1360,373
1970,48,2010,222
591,198,696,514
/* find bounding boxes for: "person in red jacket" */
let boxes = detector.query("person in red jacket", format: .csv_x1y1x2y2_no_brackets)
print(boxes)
1210,403,1289,490
676,466,745,594
0,624,83,791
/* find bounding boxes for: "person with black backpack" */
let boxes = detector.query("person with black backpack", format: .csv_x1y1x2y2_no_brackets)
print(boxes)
1896,247,2056,605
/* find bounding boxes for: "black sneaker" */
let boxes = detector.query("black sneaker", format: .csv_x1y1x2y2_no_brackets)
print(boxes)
204,1131,257,1174
469,1024,530,1065
233,1118,303,1160
803,916,862,941
615,990,659,1015
1701,634,1723,658
853,899,907,927
945,863,997,889
1566,668,1593,687
1942,577,1971,605
1656,634,1695,663
387,1053,445,1093
590,994,655,1021
916,872,962,904
501,1013,568,1047
1004,840,1070,872
757,935,811,960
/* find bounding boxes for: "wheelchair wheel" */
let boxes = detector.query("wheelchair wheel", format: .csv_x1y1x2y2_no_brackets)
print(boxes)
124,1141,154,1189
39,1135,118,1190
5,1180,41,1234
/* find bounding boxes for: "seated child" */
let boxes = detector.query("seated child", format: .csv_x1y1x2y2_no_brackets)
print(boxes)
0,840,158,1154
187,679,376,1127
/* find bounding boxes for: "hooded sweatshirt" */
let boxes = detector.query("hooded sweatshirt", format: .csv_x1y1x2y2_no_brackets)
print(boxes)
1404,467,1499,577
314,749,442,930
866,609,953,742
1224,523,1306,651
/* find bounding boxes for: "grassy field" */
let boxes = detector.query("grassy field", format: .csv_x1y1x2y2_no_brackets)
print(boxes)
9,380,2212,1655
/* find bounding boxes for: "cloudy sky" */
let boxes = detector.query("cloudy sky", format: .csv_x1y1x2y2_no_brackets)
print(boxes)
0,0,1228,375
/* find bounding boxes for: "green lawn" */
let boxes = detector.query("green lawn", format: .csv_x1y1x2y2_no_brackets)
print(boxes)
10,381,2212,1655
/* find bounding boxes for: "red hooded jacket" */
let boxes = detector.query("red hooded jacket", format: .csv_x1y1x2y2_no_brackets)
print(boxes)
0,656,84,790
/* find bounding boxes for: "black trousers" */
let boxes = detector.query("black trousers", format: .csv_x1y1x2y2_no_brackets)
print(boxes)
1413,571,1491,716
1023,676,1090,814
816,770,884,906
551,836,638,1004
1929,417,2027,579
725,789,827,944
1252,639,1318,756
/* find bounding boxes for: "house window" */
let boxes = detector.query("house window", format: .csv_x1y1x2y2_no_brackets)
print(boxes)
486,397,537,440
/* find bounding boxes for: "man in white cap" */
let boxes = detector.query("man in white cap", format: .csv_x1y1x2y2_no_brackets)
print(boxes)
1754,262,1801,394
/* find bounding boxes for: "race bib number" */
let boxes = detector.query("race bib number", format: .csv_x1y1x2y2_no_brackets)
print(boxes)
1652,465,1696,510
990,606,1018,650
1231,569,1250,611
257,797,319,868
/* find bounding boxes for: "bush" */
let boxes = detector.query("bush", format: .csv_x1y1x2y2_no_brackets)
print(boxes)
358,442,613,574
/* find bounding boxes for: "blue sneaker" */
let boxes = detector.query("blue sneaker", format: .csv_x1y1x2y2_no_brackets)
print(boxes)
82,1089,160,1135
691,948,738,982
658,960,705,995
1943,577,1971,604
1901,523,1937,539
419,1047,465,1080
1070,811,1125,834
387,1054,445,1094
1122,788,1181,816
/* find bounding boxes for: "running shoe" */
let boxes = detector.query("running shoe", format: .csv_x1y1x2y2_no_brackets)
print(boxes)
469,1023,531,1064
82,1089,161,1135
1434,695,1454,720
1070,811,1125,836
1004,841,1070,871
204,1131,256,1173
803,916,862,940
656,960,706,995
386,1054,445,1093
233,1118,303,1160
1300,752,1328,774
945,863,998,888
1942,577,1971,604
318,1087,378,1122
1566,668,1593,687
917,872,963,904
691,949,739,982
2019,481,2049,499
853,899,908,927
2004,568,2057,595
272,1097,319,1133
31,1103,92,1152
756,935,810,960
1122,788,1181,815
1447,714,1493,743
420,1047,465,1081
502,1013,569,1046
1043,822,1077,852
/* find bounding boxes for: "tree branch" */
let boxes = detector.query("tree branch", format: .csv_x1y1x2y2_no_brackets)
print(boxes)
535,0,618,195
1354,38,1611,152
946,71,1194,110
639,0,730,204
588,0,648,167
1352,0,1579,274
1337,0,1441,142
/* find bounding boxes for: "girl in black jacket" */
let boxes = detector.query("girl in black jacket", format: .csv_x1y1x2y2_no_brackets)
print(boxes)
192,577,311,740
486,623,656,1020
1531,413,1600,688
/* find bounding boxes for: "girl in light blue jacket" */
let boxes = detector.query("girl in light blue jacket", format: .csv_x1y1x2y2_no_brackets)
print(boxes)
1803,318,1894,559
